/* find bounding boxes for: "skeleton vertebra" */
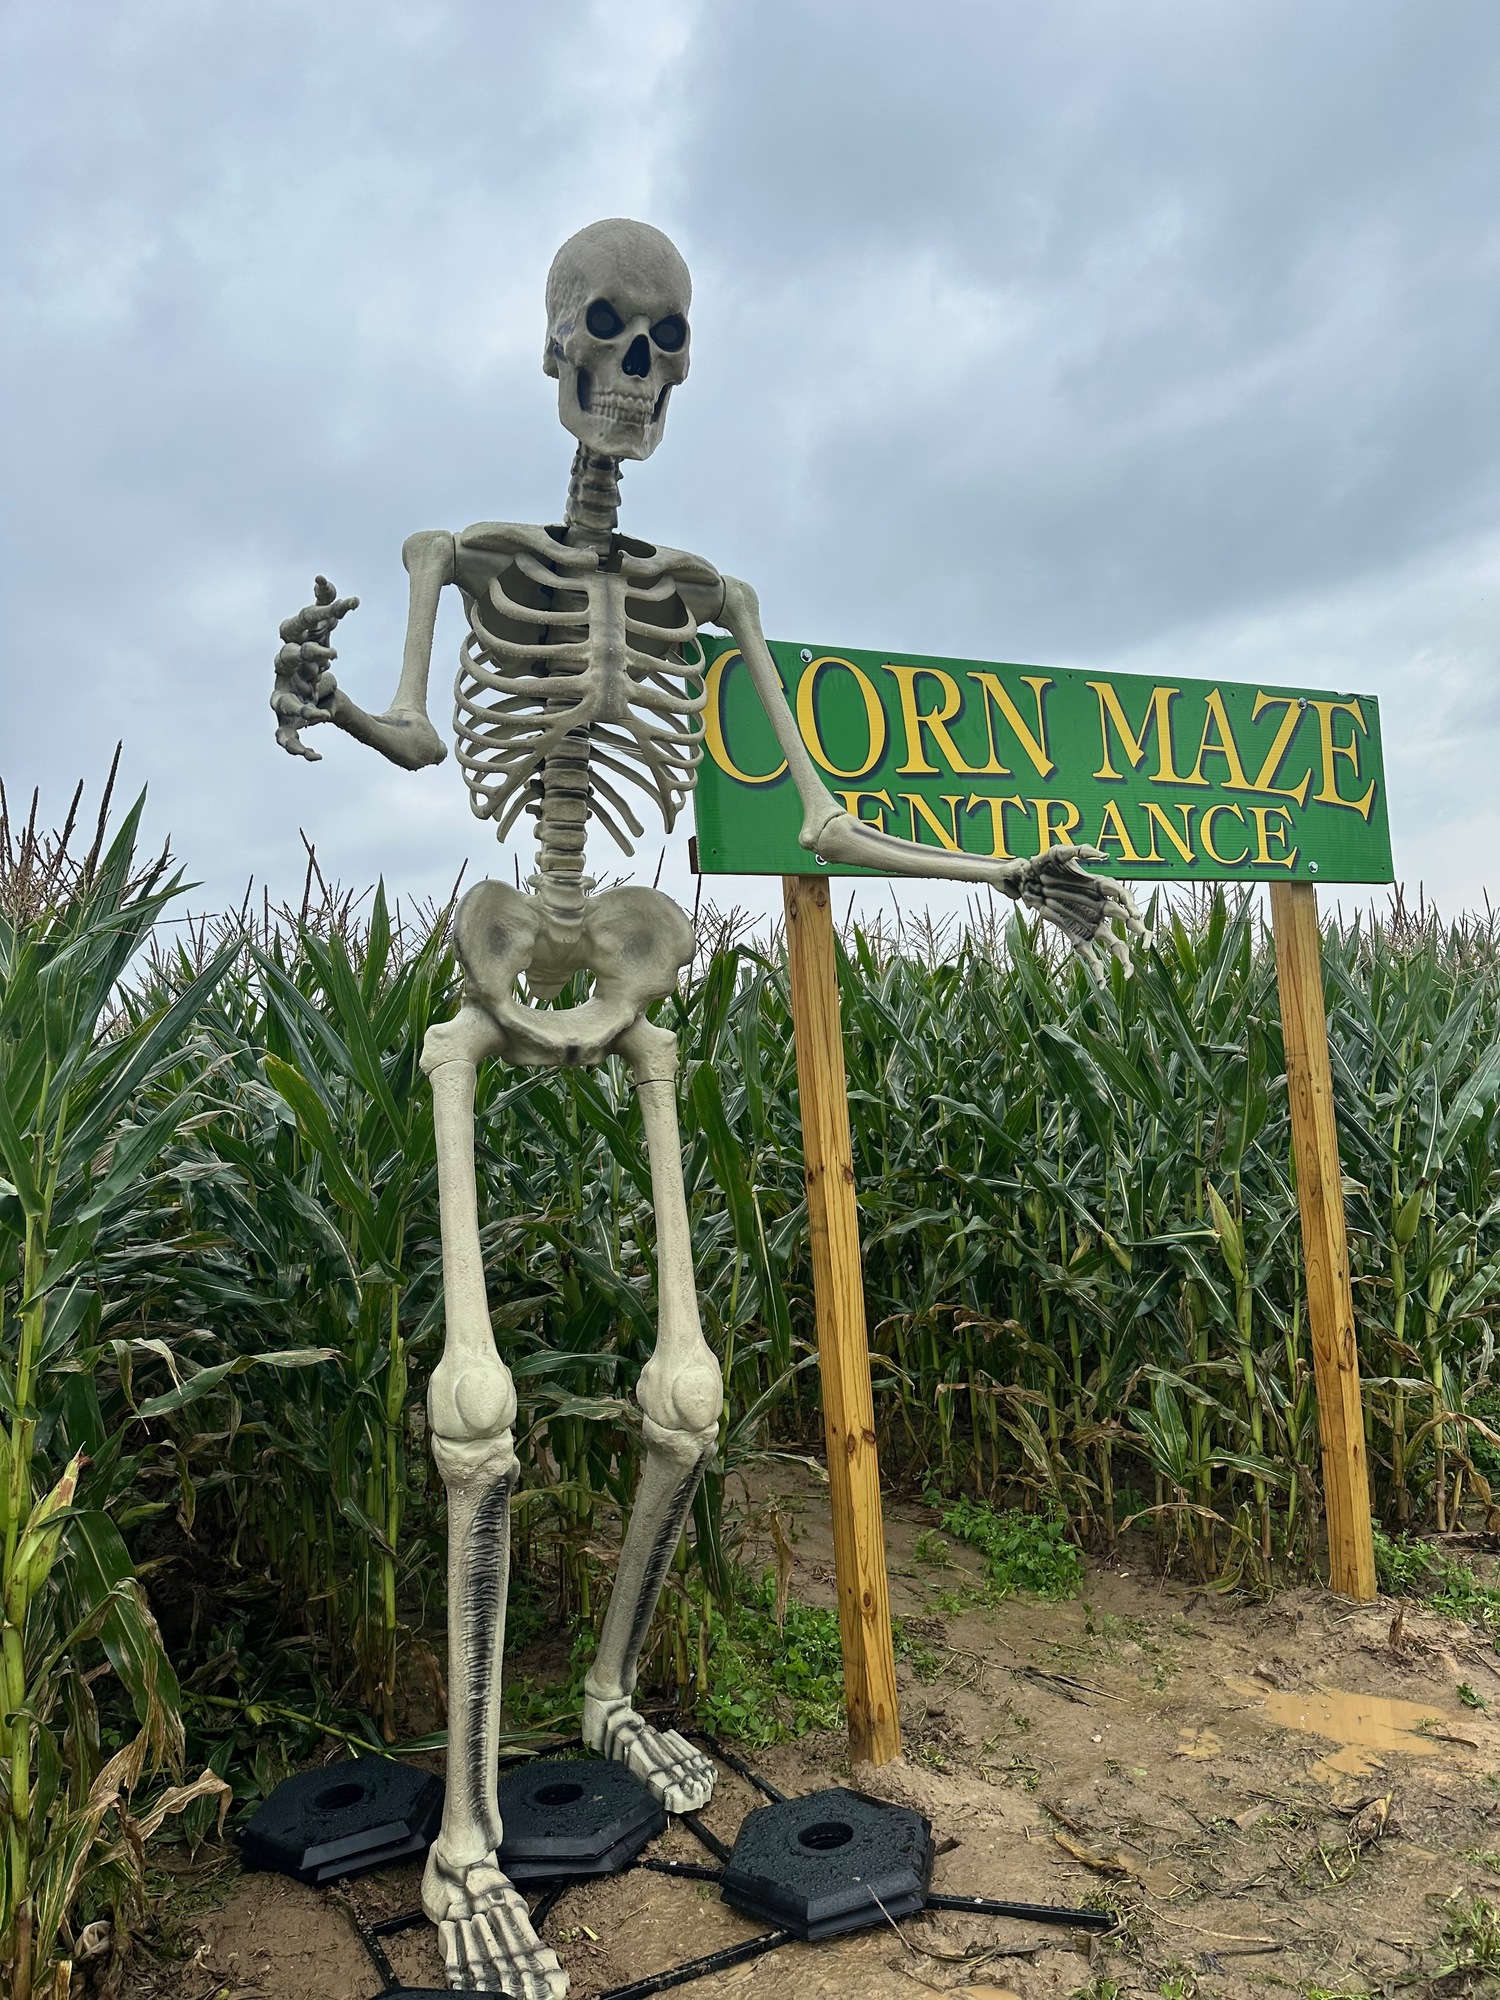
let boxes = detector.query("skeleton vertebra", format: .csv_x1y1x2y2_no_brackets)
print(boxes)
272,217,1140,1997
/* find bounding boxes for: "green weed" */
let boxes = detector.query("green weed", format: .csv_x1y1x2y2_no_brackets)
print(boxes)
1429,1553,1500,1631
1372,1525,1434,1593
1370,1530,1500,1644
934,1495,1083,1599
891,1621,944,1682
1437,1895,1500,1981
698,1574,846,1747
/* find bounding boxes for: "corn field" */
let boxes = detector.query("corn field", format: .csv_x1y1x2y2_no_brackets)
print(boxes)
4,771,1500,1994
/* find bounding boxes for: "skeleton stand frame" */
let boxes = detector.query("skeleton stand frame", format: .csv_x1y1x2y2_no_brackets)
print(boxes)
342,1735,1113,2000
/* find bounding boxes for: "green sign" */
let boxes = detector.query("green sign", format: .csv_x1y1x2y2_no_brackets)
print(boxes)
691,637,1392,884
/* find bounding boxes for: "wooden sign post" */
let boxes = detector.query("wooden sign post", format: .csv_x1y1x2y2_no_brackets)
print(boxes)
697,643,1395,1704
1269,882,1377,1600
783,874,902,1764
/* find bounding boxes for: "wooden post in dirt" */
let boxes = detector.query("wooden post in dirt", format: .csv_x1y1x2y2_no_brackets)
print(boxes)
782,874,902,1764
1269,881,1377,1602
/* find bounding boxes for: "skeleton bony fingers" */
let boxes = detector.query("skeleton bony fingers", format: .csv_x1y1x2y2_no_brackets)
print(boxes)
1008,845,1149,973
271,651,337,760
279,576,360,643
272,578,359,758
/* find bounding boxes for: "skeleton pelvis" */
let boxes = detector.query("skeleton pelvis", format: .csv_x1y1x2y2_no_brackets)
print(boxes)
453,880,692,1069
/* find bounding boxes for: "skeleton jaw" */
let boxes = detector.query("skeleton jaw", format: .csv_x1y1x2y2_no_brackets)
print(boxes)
563,373,667,459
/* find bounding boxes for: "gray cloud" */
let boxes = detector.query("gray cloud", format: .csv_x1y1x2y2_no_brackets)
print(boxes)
2,0,1496,928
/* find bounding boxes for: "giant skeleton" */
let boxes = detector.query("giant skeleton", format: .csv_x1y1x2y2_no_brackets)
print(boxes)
272,219,1140,1997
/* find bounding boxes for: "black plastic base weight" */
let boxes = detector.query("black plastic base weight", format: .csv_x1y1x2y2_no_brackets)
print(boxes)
719,1784,935,1940
238,1755,443,1886
325,1733,1113,1999
497,1755,665,1881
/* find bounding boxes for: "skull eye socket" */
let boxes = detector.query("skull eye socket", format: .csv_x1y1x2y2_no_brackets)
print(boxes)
585,298,624,340
650,314,686,353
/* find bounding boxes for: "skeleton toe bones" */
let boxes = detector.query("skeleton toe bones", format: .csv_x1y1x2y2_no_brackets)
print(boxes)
426,1853,567,1999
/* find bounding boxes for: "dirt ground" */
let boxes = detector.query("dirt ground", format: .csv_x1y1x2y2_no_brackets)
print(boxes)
144,1467,1500,1999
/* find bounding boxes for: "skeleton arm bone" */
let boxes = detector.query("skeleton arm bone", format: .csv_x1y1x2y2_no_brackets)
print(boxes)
717,574,1144,967
271,530,452,770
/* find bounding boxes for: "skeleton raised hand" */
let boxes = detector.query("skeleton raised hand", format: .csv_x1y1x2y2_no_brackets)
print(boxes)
272,217,1136,1998
271,576,357,759
273,545,449,771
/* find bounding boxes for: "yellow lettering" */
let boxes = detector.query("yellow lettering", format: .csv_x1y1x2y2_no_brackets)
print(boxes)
1308,699,1376,820
1200,803,1251,866
883,665,970,774
1088,682,1198,784
1032,798,1082,851
1248,804,1299,869
1188,690,1253,790
1249,692,1313,805
796,655,887,779
900,793,967,849
1093,798,1150,864
967,673,1055,778
1140,801,1197,864
702,650,788,785
834,788,896,832
964,794,1027,859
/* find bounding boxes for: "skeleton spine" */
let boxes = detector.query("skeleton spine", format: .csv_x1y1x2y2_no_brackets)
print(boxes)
563,442,622,545
530,726,593,932
528,447,627,931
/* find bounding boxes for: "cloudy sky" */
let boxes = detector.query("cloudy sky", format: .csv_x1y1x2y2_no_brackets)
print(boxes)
3,0,1497,933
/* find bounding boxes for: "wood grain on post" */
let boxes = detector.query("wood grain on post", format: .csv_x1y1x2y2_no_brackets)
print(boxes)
783,875,902,1764
1269,881,1377,1601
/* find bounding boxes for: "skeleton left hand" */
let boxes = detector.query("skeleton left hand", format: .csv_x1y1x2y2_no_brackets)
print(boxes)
996,845,1148,977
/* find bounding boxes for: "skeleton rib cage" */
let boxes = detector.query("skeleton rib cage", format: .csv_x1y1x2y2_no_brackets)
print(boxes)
451,523,717,874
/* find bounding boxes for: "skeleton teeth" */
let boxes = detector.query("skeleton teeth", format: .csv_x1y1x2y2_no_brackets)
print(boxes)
591,391,654,422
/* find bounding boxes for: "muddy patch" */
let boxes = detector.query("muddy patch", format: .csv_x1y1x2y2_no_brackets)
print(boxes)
1225,1675,1479,1783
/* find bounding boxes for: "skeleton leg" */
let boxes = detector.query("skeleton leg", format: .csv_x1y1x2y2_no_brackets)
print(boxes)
421,1009,566,2000
583,1018,720,1813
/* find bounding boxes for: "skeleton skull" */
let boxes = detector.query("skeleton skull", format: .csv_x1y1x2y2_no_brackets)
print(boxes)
543,218,691,461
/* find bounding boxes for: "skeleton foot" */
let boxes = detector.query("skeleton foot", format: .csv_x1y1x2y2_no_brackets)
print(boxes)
424,1852,567,1998
583,1694,716,1813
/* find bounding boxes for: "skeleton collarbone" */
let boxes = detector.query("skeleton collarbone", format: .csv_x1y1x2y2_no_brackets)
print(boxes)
451,520,723,856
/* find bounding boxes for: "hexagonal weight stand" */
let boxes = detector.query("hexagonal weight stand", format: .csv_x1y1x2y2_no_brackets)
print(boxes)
496,1756,666,1881
238,1757,443,1886
720,1785,935,1940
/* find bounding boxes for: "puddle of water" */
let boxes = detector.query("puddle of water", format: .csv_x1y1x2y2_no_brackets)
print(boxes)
1175,1726,1222,1760
1226,1677,1449,1782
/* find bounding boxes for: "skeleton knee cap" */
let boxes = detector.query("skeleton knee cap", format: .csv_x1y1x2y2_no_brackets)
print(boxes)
638,1353,722,1438
667,1360,722,1434
429,1359,518,1445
